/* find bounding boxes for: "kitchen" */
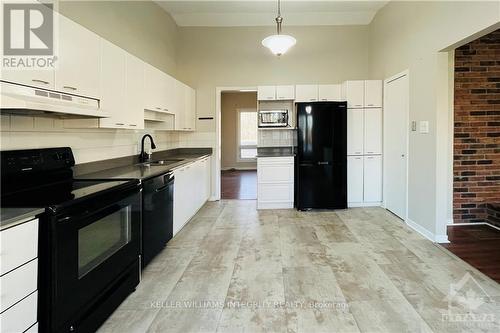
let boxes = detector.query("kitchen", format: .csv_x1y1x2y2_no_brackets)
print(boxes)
1,1,500,333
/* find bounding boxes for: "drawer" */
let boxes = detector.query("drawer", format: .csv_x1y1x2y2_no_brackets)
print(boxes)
258,164,294,183
257,156,294,165
0,291,37,333
0,219,38,275
0,259,38,312
258,183,294,202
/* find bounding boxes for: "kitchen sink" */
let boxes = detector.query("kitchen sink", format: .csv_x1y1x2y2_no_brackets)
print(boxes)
141,158,184,166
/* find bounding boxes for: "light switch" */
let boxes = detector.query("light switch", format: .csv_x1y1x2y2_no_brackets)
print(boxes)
419,121,429,134
411,121,417,132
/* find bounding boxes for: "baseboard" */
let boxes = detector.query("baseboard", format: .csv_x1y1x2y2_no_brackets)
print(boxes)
348,202,382,208
447,221,500,231
405,218,447,243
434,234,450,243
257,201,293,210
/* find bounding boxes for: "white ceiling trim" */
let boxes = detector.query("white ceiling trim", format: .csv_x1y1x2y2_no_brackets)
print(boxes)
172,11,376,27
155,1,389,27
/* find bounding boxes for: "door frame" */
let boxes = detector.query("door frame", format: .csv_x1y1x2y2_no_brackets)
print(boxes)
215,86,257,200
382,69,410,222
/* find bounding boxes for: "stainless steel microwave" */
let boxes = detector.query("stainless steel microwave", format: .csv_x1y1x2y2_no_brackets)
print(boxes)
258,109,289,128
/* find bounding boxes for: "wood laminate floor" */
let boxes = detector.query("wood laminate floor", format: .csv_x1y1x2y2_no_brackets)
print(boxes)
99,201,500,333
440,224,500,283
221,170,257,200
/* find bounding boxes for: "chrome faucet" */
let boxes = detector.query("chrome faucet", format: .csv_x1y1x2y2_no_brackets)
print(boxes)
139,134,157,163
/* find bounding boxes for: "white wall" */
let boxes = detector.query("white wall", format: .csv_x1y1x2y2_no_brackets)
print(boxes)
369,1,500,240
177,25,370,133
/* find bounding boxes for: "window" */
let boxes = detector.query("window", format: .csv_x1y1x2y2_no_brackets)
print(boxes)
238,109,257,160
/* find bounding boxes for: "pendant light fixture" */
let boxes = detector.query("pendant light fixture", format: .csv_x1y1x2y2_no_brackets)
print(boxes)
262,0,296,56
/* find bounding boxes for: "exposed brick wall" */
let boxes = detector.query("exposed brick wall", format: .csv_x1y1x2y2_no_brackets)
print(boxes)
453,29,500,226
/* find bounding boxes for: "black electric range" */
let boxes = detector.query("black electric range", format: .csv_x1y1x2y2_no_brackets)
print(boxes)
1,147,141,333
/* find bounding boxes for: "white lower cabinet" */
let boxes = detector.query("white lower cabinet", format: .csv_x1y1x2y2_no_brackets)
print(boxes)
0,218,39,333
0,291,37,333
348,155,382,206
173,157,211,236
347,156,364,204
257,157,294,209
364,155,382,203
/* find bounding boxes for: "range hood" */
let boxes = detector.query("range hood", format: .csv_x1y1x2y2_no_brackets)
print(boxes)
0,81,110,119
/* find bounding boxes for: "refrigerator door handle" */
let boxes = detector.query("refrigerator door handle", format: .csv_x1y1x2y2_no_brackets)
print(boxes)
317,161,330,165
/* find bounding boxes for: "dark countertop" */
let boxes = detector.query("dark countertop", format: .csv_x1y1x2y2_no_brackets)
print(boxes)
76,148,212,181
257,147,296,158
1,207,45,231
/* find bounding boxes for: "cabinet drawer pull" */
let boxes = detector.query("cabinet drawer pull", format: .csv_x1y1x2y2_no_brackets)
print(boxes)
63,86,77,91
129,124,137,127
156,107,162,110
115,123,125,126
163,108,169,112
32,79,49,85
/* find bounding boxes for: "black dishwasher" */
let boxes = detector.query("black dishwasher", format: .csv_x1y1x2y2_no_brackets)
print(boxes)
141,172,174,267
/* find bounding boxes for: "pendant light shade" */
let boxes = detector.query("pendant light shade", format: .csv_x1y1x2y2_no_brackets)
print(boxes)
262,0,296,56
261,34,296,56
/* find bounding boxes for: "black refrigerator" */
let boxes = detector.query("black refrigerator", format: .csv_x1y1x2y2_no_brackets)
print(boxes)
296,102,347,210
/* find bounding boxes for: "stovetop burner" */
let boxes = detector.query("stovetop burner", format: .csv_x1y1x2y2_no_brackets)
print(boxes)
1,147,139,213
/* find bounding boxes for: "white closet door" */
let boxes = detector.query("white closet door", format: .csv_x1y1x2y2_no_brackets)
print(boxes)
347,108,364,155
384,73,409,219
364,108,382,155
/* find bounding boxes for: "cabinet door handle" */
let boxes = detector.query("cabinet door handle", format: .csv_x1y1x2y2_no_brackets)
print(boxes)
32,79,49,85
63,85,77,91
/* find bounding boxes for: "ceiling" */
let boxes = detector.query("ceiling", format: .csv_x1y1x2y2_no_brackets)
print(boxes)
155,1,389,27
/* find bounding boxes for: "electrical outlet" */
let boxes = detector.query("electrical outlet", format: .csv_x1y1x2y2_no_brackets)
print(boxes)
411,121,417,131
419,121,429,134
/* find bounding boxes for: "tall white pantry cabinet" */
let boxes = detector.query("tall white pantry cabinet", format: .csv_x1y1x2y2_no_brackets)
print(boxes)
343,80,383,207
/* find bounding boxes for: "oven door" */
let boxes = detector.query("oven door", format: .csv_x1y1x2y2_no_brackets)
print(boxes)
258,111,289,127
49,188,141,333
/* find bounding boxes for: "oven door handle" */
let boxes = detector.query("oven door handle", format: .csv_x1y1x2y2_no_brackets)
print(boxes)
56,203,123,224
155,184,172,193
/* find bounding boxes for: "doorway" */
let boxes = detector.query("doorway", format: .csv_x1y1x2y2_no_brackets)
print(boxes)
384,71,409,220
220,91,258,199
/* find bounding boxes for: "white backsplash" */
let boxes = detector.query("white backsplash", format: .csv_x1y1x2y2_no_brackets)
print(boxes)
258,129,296,147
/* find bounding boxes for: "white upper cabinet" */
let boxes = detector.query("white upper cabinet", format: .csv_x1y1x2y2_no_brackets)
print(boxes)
1,68,55,90
295,85,318,102
143,64,165,112
364,108,382,155
342,80,364,108
257,86,276,101
99,40,126,129
124,53,145,129
184,85,196,131
318,84,341,101
56,15,100,98
276,85,295,100
364,80,383,107
347,108,364,156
